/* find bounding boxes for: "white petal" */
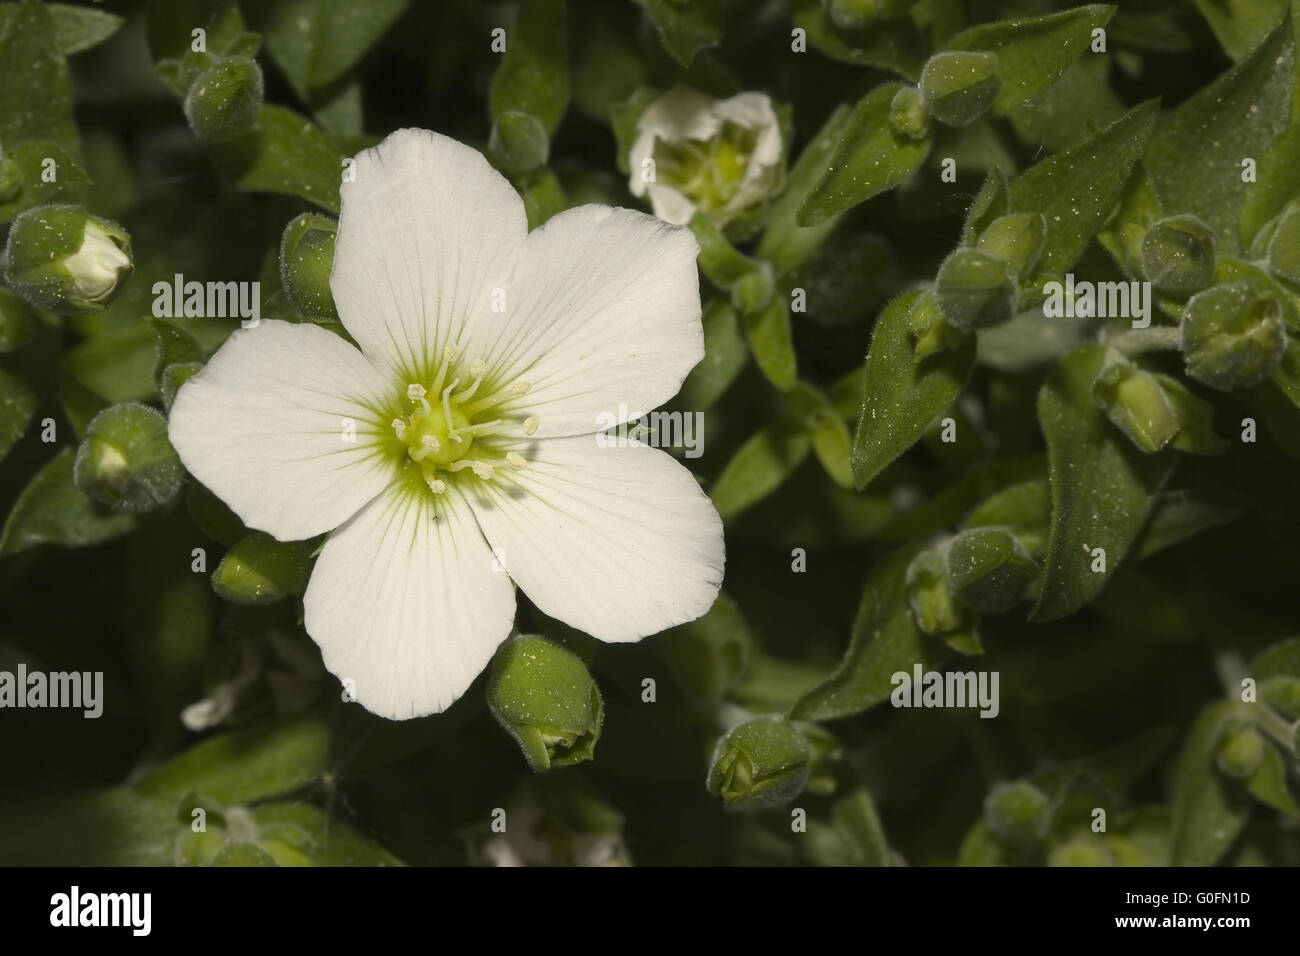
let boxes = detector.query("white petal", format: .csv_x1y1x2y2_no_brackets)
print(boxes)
331,128,528,382
303,483,516,719
466,436,724,641
169,320,395,541
646,183,699,226
637,87,723,145
462,204,704,437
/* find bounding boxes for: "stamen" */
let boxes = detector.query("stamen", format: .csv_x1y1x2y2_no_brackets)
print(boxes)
471,461,495,480
457,360,488,401
506,452,527,469
430,342,459,395
425,476,447,494
406,383,432,416
461,419,506,437
408,434,441,463
513,380,531,396
441,381,463,442
392,418,407,440
522,416,539,436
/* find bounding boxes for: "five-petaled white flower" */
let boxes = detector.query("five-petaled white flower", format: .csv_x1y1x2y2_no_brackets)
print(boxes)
169,128,725,720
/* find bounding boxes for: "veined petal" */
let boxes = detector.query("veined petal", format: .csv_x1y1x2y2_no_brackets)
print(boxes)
304,483,516,719
331,128,528,383
463,205,704,437
169,320,394,542
466,436,724,641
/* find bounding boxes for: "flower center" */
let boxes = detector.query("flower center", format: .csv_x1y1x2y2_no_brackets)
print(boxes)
391,344,538,495
654,122,758,213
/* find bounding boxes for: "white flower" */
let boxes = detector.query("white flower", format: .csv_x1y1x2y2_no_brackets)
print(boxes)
628,87,784,227
168,129,725,720
65,222,132,303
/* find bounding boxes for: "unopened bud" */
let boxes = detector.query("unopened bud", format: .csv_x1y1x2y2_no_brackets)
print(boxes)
279,213,339,320
888,85,930,141
1180,282,1287,391
2,204,132,315
976,213,1047,277
935,248,1016,330
211,532,313,604
1140,214,1216,296
707,715,811,812
1265,202,1300,286
184,56,264,141
1215,724,1264,780
487,634,604,772
945,527,1037,615
984,780,1049,846
906,546,969,633
1090,359,1180,452
918,51,1000,128
73,403,183,513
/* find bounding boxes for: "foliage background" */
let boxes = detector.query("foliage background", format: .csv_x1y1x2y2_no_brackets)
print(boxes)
1,0,1299,866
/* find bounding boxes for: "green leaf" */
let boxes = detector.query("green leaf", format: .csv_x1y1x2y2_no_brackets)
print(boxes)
676,298,747,410
0,448,135,556
490,0,567,141
1032,345,1175,621
134,715,332,806
252,802,404,866
791,0,924,79
1007,99,1160,274
47,3,124,56
664,591,753,700
1145,23,1294,254
796,82,932,227
1133,485,1248,560
790,547,928,721
0,1,78,153
805,789,893,866
1193,0,1288,61
210,105,343,213
943,5,1115,114
757,104,854,275
851,291,975,489
0,315,59,462
1254,636,1300,680
1171,702,1252,865
0,141,91,223
1245,744,1300,816
1240,127,1300,247
634,0,721,67
147,317,203,392
258,0,408,96
786,382,853,488
744,295,797,391
709,424,811,520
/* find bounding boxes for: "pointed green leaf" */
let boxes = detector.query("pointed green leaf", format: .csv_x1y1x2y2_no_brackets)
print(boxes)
0,448,136,556
1008,99,1160,274
1171,702,1252,865
1032,345,1175,621
709,424,811,520
851,291,975,489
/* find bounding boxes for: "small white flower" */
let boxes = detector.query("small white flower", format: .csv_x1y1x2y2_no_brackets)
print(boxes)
628,87,784,227
168,129,725,720
65,222,132,303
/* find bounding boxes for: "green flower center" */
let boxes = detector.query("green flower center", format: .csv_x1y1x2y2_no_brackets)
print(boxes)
390,344,539,495
653,122,759,214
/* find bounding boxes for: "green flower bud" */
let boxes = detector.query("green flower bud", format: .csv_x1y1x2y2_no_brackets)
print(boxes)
211,531,313,605
888,85,930,141
1261,676,1300,720
2,204,132,315
907,290,966,359
487,634,604,772
1090,360,1180,452
183,56,264,142
945,527,1037,615
1265,202,1300,285
1140,214,1216,296
976,213,1047,277
935,248,1016,330
918,51,1000,128
984,780,1050,846
279,213,339,320
490,110,550,174
73,402,183,513
1180,282,1287,390
906,546,969,634
1049,838,1114,867
0,286,38,352
1215,725,1264,780
707,715,811,812
731,266,775,315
